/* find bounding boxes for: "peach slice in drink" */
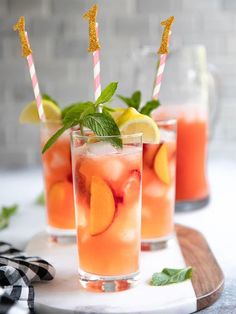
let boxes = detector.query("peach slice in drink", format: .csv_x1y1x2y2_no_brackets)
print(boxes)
47,180,75,229
153,143,170,185
89,176,116,236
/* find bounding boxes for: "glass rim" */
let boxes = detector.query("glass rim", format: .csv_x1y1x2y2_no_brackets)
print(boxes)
71,130,143,140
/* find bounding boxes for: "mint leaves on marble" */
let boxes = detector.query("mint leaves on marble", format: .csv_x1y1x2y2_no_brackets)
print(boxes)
117,90,160,116
42,82,122,153
150,267,192,286
0,204,18,230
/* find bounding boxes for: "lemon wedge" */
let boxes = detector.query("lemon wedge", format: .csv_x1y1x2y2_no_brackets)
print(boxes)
19,100,61,124
116,107,160,143
110,107,125,121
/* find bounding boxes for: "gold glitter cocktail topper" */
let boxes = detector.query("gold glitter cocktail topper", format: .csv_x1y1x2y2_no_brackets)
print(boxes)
158,16,175,55
13,16,32,57
83,4,100,52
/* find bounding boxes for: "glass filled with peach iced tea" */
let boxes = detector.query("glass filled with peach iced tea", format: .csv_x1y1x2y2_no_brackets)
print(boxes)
71,132,142,292
41,122,75,237
141,119,177,250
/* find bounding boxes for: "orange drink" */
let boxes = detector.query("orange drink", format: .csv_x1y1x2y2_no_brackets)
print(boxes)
141,120,176,248
71,132,142,291
41,122,75,236
154,105,209,210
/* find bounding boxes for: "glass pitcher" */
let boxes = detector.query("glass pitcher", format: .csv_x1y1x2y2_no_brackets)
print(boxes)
132,45,218,211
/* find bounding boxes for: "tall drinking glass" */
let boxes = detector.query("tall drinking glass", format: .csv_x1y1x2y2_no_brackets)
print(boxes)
142,119,176,250
71,132,142,292
41,122,75,236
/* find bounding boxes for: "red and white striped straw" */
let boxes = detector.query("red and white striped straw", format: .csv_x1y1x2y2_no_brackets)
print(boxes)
25,32,46,122
93,23,101,102
152,54,167,100
152,31,171,100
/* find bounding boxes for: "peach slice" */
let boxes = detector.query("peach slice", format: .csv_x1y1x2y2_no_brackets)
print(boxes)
153,143,170,185
89,176,116,236
47,180,75,229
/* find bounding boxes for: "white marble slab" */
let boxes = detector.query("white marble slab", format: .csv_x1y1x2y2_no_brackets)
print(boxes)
26,233,197,314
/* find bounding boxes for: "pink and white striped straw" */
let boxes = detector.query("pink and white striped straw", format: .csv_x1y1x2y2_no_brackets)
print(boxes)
152,31,171,100
25,32,46,122
93,23,101,102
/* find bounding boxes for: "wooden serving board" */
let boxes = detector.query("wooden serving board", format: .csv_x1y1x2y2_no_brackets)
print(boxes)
176,225,224,311
26,225,224,314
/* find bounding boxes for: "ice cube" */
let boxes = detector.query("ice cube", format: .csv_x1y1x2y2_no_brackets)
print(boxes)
87,141,117,156
101,158,125,182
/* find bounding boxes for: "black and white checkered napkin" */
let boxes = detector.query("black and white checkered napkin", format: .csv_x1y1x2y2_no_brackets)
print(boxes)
0,241,55,314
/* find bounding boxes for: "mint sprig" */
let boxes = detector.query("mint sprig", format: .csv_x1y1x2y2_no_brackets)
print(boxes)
42,82,122,153
118,90,160,116
150,267,192,286
0,204,18,230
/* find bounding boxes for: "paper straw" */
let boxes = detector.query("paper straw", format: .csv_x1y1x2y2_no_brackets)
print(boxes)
25,32,46,122
93,23,101,102
152,31,171,100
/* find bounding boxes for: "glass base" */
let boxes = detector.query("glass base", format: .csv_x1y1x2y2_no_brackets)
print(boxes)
46,226,76,242
141,232,175,251
78,269,139,292
175,195,210,212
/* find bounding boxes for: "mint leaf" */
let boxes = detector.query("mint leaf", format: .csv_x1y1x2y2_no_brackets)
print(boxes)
117,90,141,110
35,192,45,206
103,105,115,112
140,100,160,116
150,267,192,286
117,94,133,107
95,82,118,106
102,106,114,119
131,91,141,110
83,113,122,149
42,94,59,108
61,104,76,119
118,91,161,116
0,204,18,230
42,125,67,153
63,102,95,128
42,102,96,153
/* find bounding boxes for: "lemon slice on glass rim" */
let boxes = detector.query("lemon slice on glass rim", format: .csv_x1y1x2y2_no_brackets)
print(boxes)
19,99,61,124
116,107,160,144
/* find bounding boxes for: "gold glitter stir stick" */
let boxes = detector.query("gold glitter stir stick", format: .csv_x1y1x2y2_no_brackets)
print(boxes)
158,16,175,55
83,4,100,52
13,16,32,57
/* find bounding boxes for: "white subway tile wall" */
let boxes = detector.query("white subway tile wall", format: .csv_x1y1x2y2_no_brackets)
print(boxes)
0,0,236,169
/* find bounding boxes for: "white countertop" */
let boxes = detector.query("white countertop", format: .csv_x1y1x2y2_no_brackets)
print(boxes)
0,158,236,313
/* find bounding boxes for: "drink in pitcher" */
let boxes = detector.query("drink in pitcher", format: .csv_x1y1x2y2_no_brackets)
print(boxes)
41,122,75,236
71,133,142,291
155,105,209,210
141,119,176,249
